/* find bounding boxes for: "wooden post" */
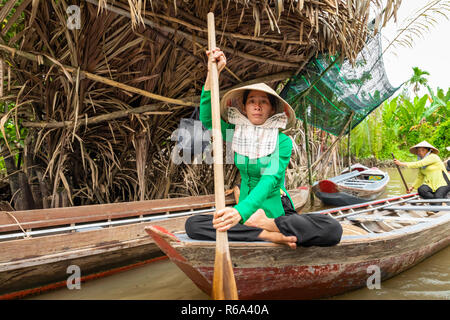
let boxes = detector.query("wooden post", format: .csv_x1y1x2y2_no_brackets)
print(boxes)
302,101,314,203
347,112,354,172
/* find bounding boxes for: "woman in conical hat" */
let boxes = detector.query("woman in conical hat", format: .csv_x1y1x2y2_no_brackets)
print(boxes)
394,141,450,201
185,48,342,249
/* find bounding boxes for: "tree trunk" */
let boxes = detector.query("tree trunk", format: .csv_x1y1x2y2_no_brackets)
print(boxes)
1,146,36,210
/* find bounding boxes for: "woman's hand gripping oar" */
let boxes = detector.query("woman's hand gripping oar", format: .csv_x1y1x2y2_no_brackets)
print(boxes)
207,12,239,300
391,153,411,193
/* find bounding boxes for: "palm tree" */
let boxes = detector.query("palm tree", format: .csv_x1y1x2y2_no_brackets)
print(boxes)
407,67,430,96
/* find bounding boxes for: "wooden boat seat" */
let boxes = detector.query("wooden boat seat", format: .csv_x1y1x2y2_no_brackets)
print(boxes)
395,209,427,218
408,199,450,203
347,215,429,224
430,211,450,218
385,205,450,211
340,180,377,187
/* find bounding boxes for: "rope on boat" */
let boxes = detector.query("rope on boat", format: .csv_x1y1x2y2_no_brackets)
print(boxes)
2,211,30,239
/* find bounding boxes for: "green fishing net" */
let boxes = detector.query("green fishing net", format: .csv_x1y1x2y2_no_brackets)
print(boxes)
280,33,400,136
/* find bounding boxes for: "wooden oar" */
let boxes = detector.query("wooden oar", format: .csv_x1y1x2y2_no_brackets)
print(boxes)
391,153,409,193
207,12,238,300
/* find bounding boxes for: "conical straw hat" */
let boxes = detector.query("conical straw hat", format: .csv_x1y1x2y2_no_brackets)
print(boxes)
220,83,296,129
409,140,439,155
447,146,450,151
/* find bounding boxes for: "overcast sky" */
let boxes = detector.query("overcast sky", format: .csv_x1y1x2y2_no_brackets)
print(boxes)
380,1,450,95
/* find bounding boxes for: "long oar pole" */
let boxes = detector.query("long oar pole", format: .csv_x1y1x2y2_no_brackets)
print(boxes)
207,12,238,300
391,153,409,193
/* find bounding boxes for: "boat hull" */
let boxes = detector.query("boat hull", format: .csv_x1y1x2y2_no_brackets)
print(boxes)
313,189,384,206
0,242,162,298
0,216,188,299
0,187,309,299
313,167,389,206
146,201,450,300
192,237,448,299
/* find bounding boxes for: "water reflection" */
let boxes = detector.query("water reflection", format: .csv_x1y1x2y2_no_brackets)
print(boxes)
30,168,449,300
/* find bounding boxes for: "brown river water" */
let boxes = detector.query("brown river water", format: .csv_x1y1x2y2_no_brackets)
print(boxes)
30,167,449,300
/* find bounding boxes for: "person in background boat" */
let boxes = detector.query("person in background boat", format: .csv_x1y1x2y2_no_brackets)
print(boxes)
393,141,450,201
185,48,343,249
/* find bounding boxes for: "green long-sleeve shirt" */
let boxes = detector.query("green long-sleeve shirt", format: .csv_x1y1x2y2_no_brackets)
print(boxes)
405,153,450,191
199,87,294,223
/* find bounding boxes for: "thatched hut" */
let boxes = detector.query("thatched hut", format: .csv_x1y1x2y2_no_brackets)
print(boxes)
0,0,401,210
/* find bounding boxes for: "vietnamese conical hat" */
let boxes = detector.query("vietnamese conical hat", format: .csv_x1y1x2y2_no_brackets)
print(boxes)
220,83,296,129
409,140,439,155
447,146,450,152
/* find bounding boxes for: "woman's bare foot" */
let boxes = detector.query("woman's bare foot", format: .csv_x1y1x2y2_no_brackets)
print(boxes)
245,209,279,232
258,230,297,249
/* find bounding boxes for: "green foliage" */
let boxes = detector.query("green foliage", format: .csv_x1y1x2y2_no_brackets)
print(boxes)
430,117,450,158
406,121,435,147
380,97,401,156
0,102,27,175
1,0,28,175
349,107,383,159
396,95,429,141
350,119,368,159
425,87,450,123
345,76,449,162
1,0,26,46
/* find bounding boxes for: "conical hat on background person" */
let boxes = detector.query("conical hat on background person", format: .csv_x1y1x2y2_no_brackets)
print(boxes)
409,140,439,155
447,146,450,152
220,83,296,129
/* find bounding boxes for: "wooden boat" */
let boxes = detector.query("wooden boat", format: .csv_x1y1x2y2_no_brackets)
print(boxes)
145,193,450,300
312,163,390,206
0,186,308,299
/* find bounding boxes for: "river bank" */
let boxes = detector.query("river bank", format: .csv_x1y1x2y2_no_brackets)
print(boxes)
351,157,392,168
353,155,450,168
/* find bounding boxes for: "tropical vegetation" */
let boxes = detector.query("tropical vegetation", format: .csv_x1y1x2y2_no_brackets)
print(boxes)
346,68,450,162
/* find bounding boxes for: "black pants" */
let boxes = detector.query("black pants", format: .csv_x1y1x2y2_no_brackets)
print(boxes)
185,196,343,247
418,185,450,202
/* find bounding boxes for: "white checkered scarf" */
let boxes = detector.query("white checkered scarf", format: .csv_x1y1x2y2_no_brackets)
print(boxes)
227,107,288,159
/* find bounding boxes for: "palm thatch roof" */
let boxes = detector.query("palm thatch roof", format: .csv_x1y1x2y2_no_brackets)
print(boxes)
0,0,401,209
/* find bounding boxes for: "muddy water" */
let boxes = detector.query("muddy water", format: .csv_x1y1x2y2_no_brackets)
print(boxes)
31,168,449,300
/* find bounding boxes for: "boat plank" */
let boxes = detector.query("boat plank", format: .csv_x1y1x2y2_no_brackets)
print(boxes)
359,222,380,233
0,188,307,233
0,216,188,263
171,218,449,267
386,206,450,211
408,199,450,203
0,195,235,233
347,216,428,223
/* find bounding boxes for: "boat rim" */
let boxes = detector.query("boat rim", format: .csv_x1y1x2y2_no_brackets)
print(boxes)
148,208,450,249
